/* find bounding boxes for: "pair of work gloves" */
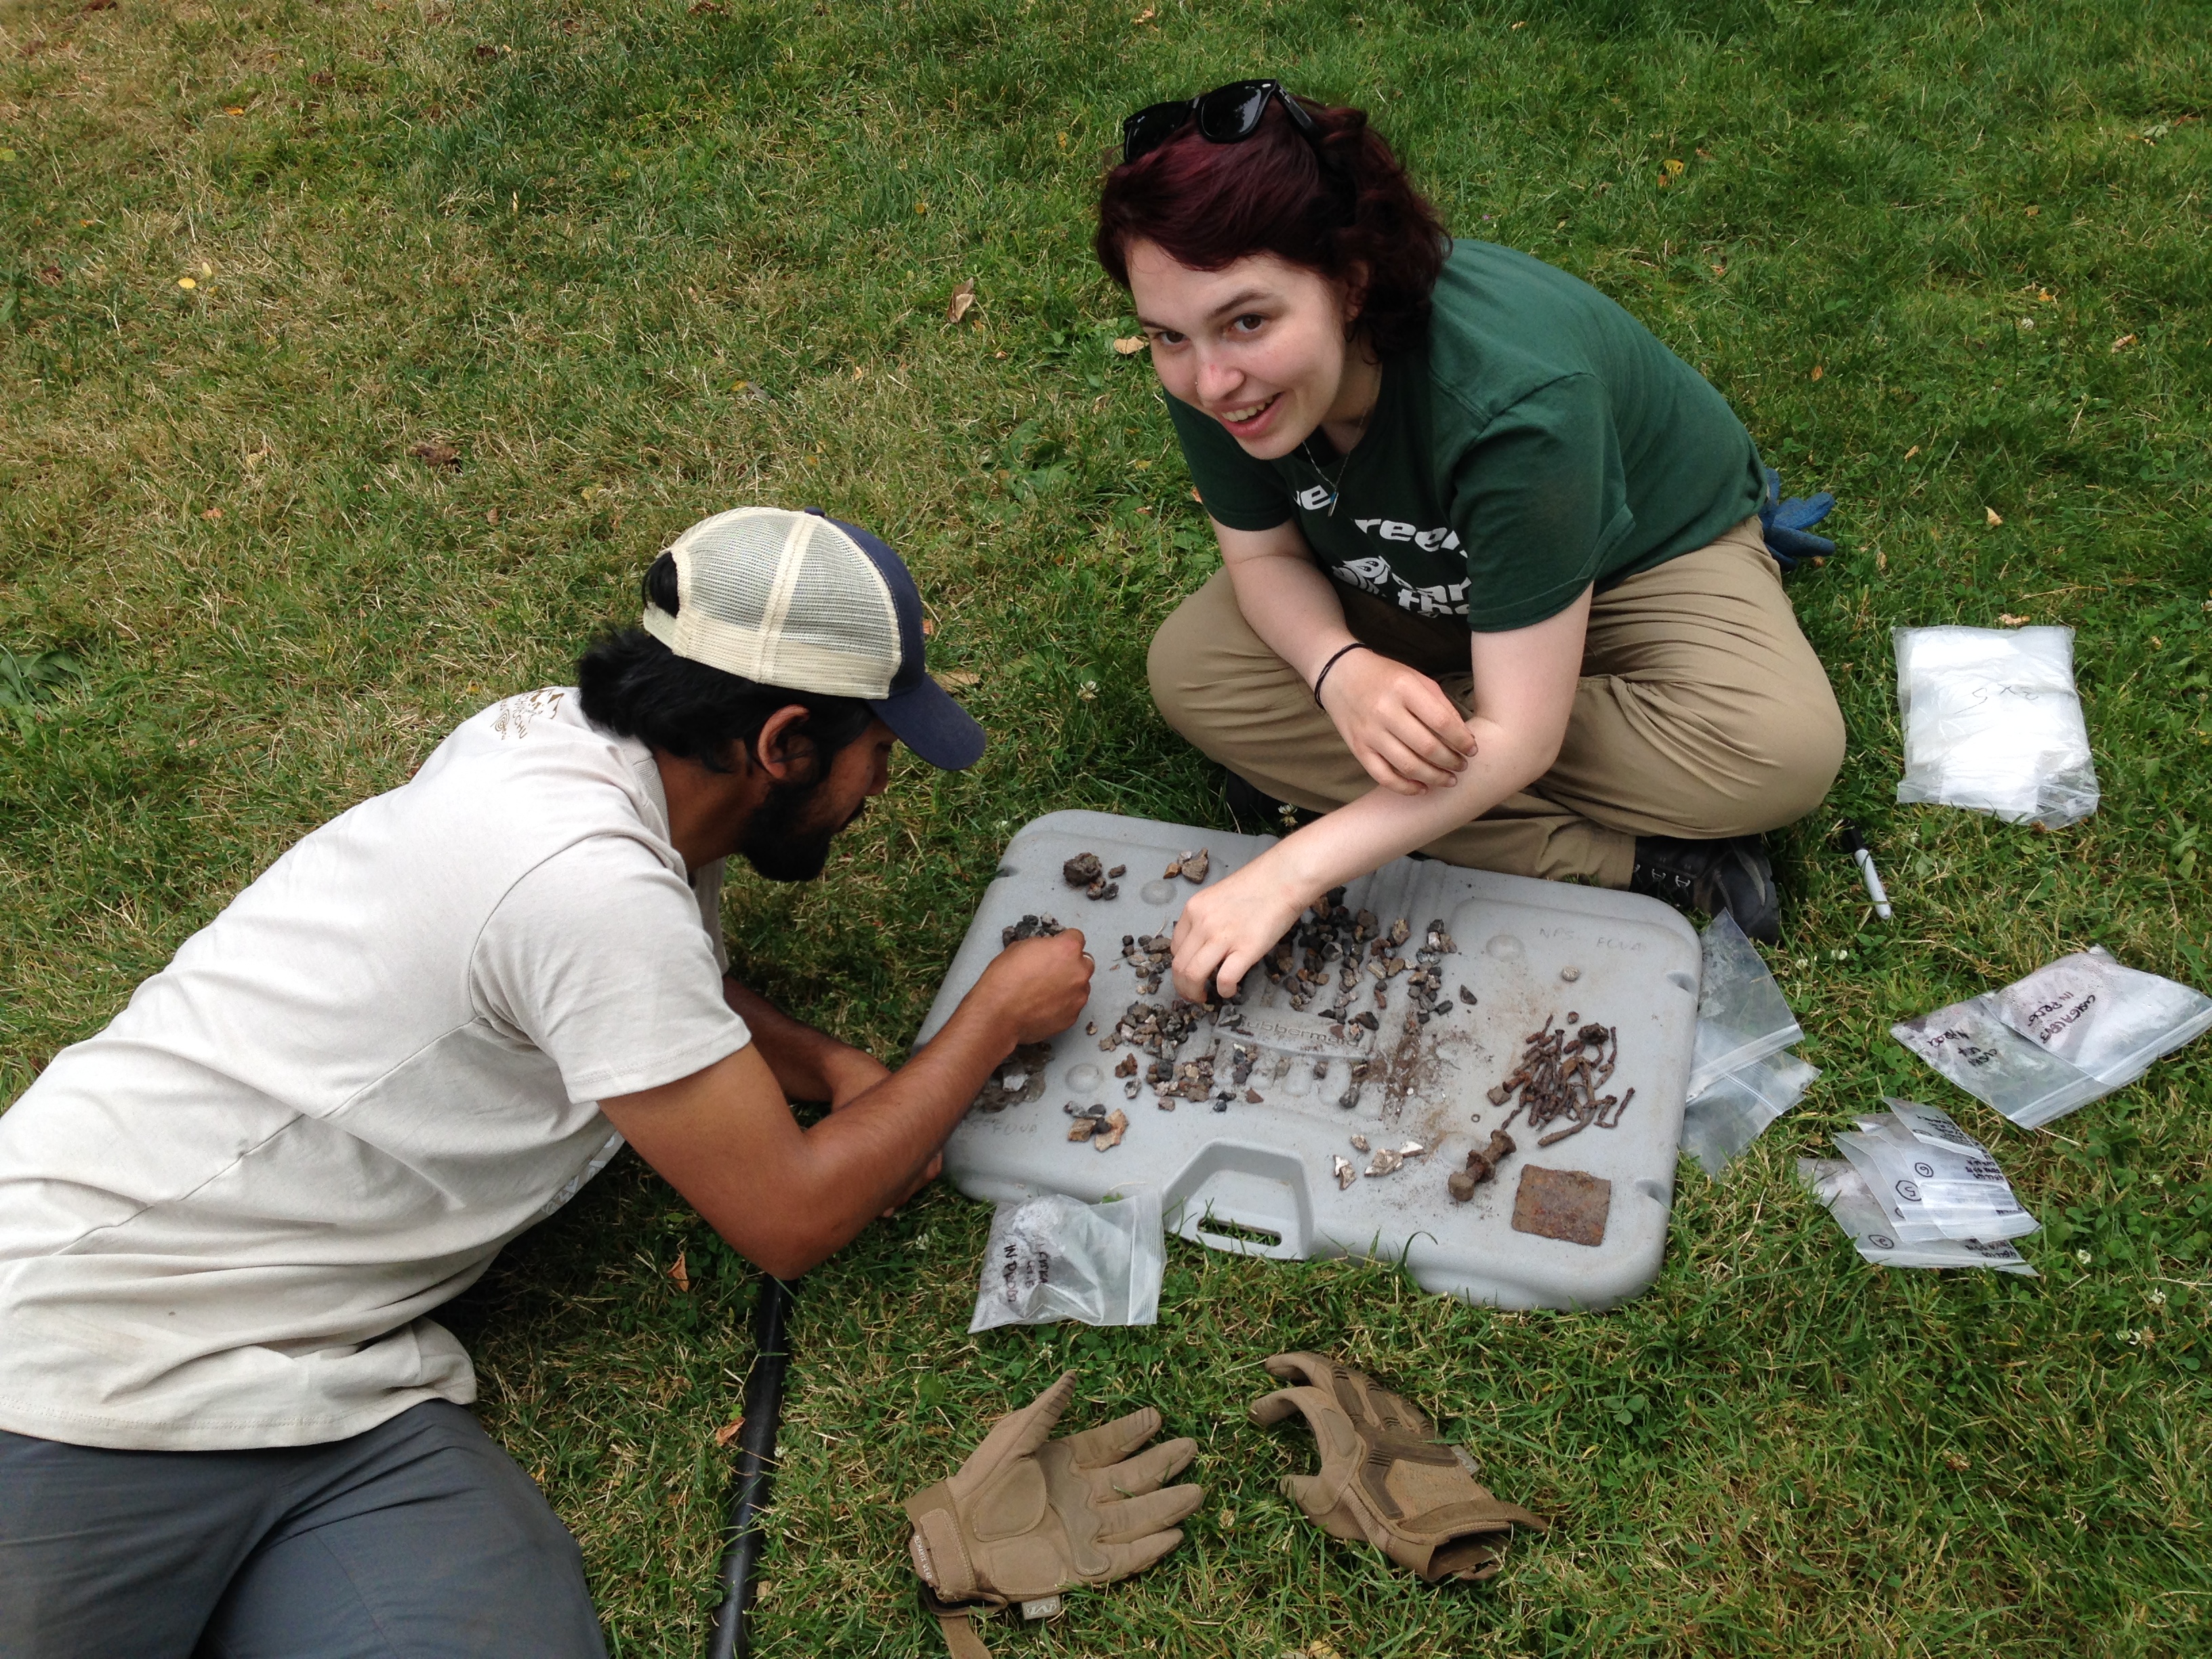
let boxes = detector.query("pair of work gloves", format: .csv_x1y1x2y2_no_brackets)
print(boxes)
901,1353,1547,1658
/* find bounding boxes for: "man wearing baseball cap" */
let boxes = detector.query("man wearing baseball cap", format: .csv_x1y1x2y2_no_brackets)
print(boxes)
0,507,1093,1658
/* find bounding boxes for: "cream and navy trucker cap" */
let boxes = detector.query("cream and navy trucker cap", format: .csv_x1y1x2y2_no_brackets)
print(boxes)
642,506,985,770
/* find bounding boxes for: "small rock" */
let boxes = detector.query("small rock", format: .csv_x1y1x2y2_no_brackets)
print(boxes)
1092,1109,1128,1150
1350,1134,1370,1153
1333,1155,1357,1191
1179,848,1210,883
1063,851,1104,888
1560,966,1581,983
1458,985,1479,1006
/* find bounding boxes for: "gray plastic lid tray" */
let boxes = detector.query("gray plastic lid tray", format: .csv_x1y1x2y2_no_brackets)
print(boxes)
913,811,1701,1311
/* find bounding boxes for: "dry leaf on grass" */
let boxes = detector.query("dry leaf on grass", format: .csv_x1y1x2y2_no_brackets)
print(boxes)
2000,613,2029,626
946,279,976,325
2111,333,2136,352
935,670,980,690
667,1250,689,1293
1985,506,2003,527
714,1416,745,1447
1112,335,1145,354
409,441,461,469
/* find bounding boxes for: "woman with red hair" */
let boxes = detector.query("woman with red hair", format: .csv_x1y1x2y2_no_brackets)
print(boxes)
1097,83,1843,996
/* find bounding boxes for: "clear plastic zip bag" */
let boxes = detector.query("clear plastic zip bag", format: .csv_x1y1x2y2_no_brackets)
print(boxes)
1687,913,1803,1100
970,1186,1165,1333
1832,1101,2039,1244
1680,1049,1820,1178
1892,624,2099,827
1893,947,2212,1128
1993,947,2212,1088
1798,1159,2037,1276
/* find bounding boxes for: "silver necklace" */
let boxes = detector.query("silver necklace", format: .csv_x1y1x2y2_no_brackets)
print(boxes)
1300,434,1353,517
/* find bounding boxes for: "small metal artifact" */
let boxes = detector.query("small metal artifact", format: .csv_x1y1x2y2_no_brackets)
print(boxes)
1485,1018,1632,1147
1509,1165,1610,1246
1447,1129,1517,1202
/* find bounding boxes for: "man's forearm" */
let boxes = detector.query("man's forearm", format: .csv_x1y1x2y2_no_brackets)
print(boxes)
720,976,876,1103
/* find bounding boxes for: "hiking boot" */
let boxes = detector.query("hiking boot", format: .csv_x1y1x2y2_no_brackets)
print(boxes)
1629,834,1782,943
1224,772,1316,836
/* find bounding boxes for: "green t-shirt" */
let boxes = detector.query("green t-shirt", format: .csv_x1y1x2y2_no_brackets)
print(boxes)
1166,239,1766,632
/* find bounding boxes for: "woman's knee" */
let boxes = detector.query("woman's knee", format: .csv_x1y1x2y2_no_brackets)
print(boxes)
1747,676,1847,830
1145,596,1208,741
1146,571,1269,743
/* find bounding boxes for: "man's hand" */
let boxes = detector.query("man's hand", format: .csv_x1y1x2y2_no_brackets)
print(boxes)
602,930,1094,1279
1318,651,1477,795
966,928,1096,1047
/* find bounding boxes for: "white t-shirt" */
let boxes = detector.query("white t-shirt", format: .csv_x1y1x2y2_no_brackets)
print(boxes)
0,689,752,1451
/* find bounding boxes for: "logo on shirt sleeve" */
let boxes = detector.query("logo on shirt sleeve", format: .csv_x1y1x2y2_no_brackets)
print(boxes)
489,688,567,741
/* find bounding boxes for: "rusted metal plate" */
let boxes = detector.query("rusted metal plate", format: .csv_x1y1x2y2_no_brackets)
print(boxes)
1511,1165,1612,1247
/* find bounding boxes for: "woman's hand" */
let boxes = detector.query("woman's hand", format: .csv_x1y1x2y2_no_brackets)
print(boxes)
1170,857,1310,1002
1319,649,1478,795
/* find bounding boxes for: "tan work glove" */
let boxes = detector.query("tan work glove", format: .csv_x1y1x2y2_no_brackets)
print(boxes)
903,1372,1203,1659
1249,1351,1547,1582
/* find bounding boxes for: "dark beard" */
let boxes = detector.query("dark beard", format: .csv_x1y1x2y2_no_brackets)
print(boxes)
737,775,867,883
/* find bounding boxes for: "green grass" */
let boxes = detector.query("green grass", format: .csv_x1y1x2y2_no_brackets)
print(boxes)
4,0,2210,1652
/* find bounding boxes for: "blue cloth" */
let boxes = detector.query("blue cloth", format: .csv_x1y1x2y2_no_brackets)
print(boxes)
0,1400,606,1659
1759,466,1836,571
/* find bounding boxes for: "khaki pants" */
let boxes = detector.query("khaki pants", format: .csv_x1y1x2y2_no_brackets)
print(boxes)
1147,517,1845,888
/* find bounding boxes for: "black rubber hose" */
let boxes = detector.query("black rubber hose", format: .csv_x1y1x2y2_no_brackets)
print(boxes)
706,1274,797,1659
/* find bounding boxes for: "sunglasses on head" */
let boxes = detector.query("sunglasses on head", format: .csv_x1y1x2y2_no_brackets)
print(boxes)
1120,79,1324,166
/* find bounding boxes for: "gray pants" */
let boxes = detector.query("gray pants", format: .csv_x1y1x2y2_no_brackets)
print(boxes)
0,1400,607,1659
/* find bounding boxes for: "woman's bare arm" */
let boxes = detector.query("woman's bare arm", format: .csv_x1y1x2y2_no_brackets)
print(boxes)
1171,588,1592,999
1214,519,1475,792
